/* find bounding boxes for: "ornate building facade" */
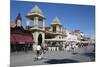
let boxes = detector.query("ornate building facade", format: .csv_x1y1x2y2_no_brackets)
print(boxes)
11,5,94,52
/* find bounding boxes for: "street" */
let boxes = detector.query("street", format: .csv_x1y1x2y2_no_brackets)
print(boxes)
10,45,95,67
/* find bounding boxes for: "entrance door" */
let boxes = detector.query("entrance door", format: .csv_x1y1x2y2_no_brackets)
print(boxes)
38,34,42,45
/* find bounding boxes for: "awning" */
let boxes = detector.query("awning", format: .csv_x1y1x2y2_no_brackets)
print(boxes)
45,39,66,42
11,35,16,44
11,34,33,44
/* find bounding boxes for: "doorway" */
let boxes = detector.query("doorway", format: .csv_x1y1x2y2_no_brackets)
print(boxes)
38,34,42,45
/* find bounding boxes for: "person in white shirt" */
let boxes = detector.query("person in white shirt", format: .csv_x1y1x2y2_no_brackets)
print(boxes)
32,42,42,60
32,43,37,51
35,45,42,60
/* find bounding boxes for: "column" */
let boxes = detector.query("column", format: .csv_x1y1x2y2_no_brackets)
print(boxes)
50,26,53,32
26,18,30,30
42,33,45,45
26,18,30,26
32,32,38,45
60,26,62,33
34,17,38,29
42,19,45,30
56,25,59,33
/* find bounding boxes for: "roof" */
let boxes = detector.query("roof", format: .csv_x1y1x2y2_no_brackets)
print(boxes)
30,5,42,13
16,13,22,21
11,26,25,34
10,22,16,28
51,16,61,25
27,5,45,18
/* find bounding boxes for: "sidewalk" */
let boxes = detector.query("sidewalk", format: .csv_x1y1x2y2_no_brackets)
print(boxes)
10,45,95,66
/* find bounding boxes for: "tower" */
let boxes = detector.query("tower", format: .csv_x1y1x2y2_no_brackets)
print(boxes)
50,16,62,33
26,5,46,45
15,13,22,27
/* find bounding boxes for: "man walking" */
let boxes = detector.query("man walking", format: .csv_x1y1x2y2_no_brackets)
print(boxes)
36,44,41,60
33,42,42,60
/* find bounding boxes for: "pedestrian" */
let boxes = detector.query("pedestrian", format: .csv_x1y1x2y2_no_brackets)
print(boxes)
41,42,47,54
35,44,42,60
32,42,37,53
32,42,42,60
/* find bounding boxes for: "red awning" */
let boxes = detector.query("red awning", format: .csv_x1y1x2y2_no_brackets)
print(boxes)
24,35,33,43
11,34,33,44
11,35,16,44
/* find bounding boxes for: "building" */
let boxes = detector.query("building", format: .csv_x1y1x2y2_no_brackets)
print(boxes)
10,13,33,52
25,5,67,46
45,16,67,47
11,5,94,52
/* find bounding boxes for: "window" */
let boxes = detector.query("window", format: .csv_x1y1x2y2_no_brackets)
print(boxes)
53,25,56,32
59,36,61,39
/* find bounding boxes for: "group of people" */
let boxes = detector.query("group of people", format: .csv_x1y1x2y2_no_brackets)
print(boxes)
32,41,94,60
32,42,47,60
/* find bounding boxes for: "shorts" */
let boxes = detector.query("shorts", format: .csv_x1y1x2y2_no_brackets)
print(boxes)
37,50,40,55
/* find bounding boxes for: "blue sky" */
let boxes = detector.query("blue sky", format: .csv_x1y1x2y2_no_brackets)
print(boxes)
10,0,95,39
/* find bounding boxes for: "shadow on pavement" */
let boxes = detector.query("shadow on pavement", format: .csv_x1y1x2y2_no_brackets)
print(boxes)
33,57,48,61
82,52,95,57
81,52,95,61
72,52,79,55
44,59,78,64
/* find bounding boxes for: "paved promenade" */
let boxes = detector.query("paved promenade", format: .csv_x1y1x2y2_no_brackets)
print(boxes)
10,45,95,67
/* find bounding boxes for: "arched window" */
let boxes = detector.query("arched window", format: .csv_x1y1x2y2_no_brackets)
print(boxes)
59,36,61,39
38,34,42,45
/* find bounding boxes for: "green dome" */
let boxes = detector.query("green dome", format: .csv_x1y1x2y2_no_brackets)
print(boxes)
27,5,45,18
51,16,62,25
30,5,42,14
